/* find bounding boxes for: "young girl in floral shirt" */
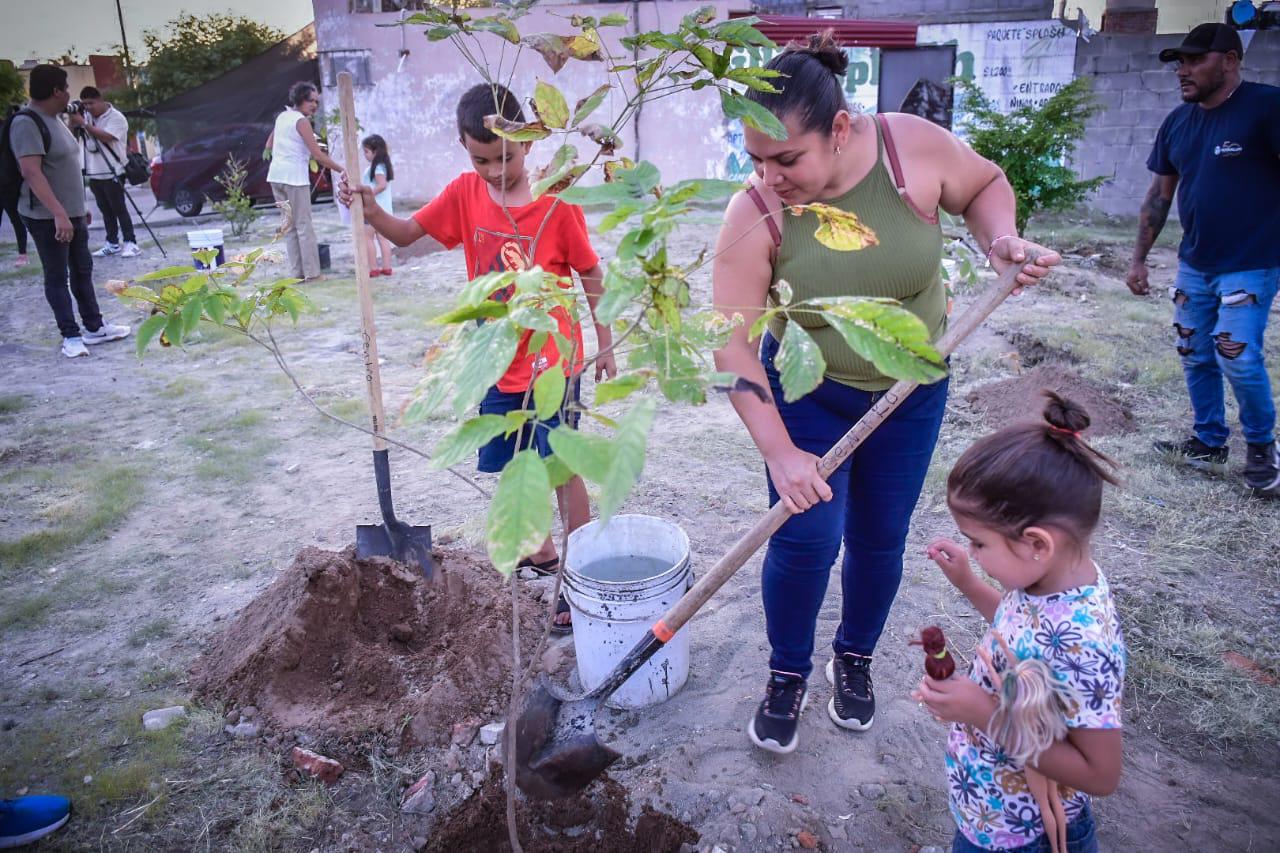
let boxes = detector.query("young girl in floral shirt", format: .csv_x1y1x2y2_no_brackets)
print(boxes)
914,392,1126,853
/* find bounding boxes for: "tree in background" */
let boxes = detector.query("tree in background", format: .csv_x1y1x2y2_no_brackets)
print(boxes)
0,61,24,110
954,77,1105,234
108,12,283,126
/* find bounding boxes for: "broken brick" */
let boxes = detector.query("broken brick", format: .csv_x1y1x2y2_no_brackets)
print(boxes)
291,746,344,784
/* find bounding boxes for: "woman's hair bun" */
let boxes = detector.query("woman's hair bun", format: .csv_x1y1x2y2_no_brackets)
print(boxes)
785,30,848,77
1042,390,1091,435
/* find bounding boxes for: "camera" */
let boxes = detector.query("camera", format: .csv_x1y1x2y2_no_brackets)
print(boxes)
65,99,84,116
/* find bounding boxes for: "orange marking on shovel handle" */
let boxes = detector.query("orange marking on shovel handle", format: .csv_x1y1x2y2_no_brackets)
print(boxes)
652,620,674,643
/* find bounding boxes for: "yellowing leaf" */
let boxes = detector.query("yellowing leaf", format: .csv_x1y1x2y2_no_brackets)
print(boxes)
568,28,603,60
484,115,551,142
533,80,570,128
791,203,880,252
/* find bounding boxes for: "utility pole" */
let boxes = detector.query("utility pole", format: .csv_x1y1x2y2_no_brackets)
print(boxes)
114,0,135,87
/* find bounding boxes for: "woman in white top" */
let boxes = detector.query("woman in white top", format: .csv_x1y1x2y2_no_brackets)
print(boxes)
361,134,395,277
265,82,343,281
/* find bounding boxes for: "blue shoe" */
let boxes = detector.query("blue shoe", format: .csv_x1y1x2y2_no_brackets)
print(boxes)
0,796,71,848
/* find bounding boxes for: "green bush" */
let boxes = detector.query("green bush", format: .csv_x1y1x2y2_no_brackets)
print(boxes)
955,77,1105,234
211,154,259,239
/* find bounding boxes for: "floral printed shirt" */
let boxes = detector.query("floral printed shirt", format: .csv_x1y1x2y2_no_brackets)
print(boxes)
946,567,1125,851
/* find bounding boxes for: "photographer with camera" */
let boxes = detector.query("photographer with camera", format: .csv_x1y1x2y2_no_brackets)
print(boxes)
68,86,139,258
4,64,129,358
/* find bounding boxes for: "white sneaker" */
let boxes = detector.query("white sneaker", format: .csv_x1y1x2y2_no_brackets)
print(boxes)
82,323,131,345
61,337,89,358
120,242,141,258
94,243,122,257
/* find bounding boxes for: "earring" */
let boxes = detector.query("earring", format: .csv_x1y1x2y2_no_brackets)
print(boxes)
834,145,843,155
1033,554,1041,562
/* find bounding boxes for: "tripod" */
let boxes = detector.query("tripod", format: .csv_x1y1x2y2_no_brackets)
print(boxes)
78,125,167,258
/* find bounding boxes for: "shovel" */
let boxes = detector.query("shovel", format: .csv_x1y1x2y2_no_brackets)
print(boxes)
336,72,434,577
513,254,1041,799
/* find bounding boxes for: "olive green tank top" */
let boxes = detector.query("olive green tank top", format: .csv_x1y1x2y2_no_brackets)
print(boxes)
763,115,946,392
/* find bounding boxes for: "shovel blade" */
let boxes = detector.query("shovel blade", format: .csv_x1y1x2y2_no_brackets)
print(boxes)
513,678,621,800
356,521,435,578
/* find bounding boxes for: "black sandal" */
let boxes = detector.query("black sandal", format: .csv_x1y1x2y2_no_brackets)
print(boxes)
550,592,573,636
517,556,560,577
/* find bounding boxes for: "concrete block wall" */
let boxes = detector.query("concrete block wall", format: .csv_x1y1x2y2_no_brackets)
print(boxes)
835,0,1054,24
1075,30,1280,216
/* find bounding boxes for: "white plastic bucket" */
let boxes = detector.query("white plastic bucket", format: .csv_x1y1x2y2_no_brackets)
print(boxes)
563,514,692,709
187,228,225,269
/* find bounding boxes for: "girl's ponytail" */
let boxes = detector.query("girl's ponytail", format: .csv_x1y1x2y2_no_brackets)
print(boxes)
1041,391,1120,487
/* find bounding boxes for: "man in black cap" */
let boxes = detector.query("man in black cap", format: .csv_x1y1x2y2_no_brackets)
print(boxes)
1126,23,1280,498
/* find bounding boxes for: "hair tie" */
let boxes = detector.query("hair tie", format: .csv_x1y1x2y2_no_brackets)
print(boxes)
1048,425,1081,438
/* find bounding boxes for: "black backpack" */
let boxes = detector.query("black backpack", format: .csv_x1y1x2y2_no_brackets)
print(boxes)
0,108,50,207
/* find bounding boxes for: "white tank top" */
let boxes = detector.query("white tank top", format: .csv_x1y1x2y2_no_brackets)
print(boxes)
267,108,311,187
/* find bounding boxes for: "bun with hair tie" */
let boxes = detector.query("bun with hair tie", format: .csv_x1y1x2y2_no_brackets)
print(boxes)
786,30,849,77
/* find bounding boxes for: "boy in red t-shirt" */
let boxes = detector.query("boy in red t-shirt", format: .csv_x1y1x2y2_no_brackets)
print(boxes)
342,83,614,633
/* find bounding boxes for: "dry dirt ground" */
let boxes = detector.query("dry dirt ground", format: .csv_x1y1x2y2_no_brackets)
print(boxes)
1,202,1278,852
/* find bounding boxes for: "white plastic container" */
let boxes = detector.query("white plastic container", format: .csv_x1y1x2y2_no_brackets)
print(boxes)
187,228,225,269
563,514,691,709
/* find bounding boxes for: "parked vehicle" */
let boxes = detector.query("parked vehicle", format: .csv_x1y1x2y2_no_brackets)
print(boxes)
149,123,332,217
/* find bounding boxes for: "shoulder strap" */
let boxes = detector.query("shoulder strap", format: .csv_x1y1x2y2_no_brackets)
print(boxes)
744,183,782,248
874,113,905,191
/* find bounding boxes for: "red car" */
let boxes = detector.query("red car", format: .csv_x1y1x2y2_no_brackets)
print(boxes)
150,123,332,217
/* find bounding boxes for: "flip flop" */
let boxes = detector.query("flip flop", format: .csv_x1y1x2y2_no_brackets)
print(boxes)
550,592,573,636
516,556,560,578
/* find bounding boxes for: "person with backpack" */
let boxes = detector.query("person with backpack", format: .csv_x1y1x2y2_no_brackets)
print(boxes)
70,86,139,258
0,107,28,268
3,64,129,358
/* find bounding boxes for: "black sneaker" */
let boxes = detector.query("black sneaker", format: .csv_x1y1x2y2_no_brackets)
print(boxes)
747,671,808,754
1245,441,1280,496
1153,436,1228,474
826,653,875,731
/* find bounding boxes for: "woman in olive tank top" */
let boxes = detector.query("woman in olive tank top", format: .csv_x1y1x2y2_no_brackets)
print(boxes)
712,32,1060,756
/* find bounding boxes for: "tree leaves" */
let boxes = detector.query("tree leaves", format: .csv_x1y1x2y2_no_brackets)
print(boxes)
572,84,611,126
486,450,552,575
135,313,167,357
820,298,947,384
484,115,550,142
594,373,648,405
549,398,655,520
530,144,582,198
522,33,570,73
578,123,620,154
449,319,522,417
720,90,787,141
533,364,567,420
470,15,520,45
775,322,826,402
430,411,529,470
533,80,569,128
790,203,880,251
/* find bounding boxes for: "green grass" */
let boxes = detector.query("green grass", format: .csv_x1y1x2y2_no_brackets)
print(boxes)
0,592,54,630
182,408,278,483
0,394,30,415
0,462,144,570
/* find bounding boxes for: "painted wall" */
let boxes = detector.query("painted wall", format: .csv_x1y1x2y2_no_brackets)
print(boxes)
1073,30,1280,216
313,0,742,205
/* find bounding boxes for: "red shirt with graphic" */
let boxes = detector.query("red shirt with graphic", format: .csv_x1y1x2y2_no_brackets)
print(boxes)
412,172,599,393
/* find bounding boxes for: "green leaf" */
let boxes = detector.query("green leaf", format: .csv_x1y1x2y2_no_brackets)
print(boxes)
471,16,521,44
600,398,655,519
163,311,185,349
775,322,825,402
682,5,717,27
425,26,458,42
725,65,783,93
135,313,166,357
484,115,551,142
557,182,636,206
571,84,610,126
599,12,629,27
533,80,570,128
433,301,509,324
531,146,583,198
137,265,196,282
205,292,227,326
821,300,948,384
547,427,612,482
509,303,559,333
533,364,567,420
663,178,744,204
595,373,647,405
544,453,575,489
748,308,777,342
596,265,646,325
599,201,643,232
181,295,203,336
486,450,553,575
720,89,787,141
773,279,793,307
451,320,523,418
431,413,525,470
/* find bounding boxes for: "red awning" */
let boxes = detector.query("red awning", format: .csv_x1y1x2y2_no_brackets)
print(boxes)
750,15,918,48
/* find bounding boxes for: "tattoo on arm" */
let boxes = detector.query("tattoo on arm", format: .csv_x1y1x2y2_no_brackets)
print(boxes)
1134,183,1171,262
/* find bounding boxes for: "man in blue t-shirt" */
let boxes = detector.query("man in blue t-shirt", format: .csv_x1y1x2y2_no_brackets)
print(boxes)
1127,23,1280,498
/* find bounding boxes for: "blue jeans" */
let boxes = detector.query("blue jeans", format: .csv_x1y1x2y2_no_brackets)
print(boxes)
1171,263,1278,446
760,333,948,677
950,801,1098,853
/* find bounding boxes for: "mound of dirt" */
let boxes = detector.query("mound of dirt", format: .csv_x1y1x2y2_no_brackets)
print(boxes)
191,546,544,747
965,364,1135,437
425,775,698,853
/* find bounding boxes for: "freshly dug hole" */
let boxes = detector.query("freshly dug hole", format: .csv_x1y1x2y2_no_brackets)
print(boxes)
425,774,698,853
191,546,544,746
966,364,1135,437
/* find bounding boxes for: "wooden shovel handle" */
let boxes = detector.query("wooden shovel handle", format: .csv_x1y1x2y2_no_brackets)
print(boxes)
651,255,1037,641
337,71,387,451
